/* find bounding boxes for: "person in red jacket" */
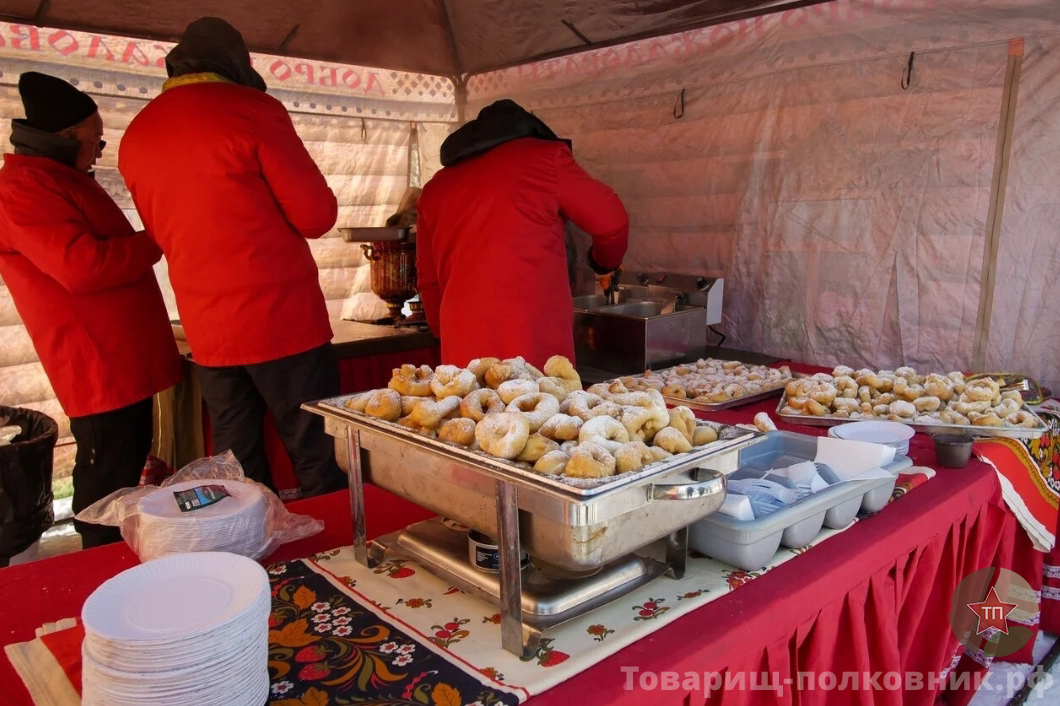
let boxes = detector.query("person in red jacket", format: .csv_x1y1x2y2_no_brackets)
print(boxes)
118,18,345,497
0,72,183,549
416,100,628,370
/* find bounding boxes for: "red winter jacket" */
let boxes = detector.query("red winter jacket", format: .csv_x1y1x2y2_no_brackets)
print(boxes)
0,154,183,417
119,81,337,367
416,138,628,370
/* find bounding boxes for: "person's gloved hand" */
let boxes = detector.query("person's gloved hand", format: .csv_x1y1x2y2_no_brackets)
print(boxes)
597,269,621,292
587,247,622,292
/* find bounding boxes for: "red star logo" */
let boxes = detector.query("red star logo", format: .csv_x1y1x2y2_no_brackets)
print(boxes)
966,587,1018,635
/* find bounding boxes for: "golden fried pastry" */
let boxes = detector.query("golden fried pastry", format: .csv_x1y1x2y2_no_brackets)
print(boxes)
693,425,719,446
516,433,560,463
388,364,433,396
543,355,582,393
537,376,570,402
364,388,402,421
565,442,617,478
343,391,372,412
614,441,655,473
533,450,570,475
654,426,693,454
667,406,697,443
438,417,477,446
410,395,461,429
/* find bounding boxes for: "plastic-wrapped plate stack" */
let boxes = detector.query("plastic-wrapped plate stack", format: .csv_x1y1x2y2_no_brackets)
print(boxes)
137,479,268,558
81,552,270,706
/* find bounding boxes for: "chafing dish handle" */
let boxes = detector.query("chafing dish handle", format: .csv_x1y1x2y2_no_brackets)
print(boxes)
650,468,725,501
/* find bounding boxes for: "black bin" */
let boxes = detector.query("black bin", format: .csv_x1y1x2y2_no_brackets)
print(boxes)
0,406,58,565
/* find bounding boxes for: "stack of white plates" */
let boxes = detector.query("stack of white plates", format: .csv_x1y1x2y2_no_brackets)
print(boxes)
828,420,915,457
81,552,270,706
137,480,268,558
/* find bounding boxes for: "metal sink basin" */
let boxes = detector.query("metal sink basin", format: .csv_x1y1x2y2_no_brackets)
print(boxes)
593,300,701,317
571,286,656,311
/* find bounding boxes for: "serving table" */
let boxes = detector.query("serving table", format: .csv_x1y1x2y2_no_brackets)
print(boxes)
0,367,1038,705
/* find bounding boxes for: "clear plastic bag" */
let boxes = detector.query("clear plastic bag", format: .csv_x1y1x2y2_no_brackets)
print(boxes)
75,451,324,562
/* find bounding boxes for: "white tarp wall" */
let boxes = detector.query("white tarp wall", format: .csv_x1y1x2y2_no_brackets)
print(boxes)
0,28,453,475
468,0,1060,392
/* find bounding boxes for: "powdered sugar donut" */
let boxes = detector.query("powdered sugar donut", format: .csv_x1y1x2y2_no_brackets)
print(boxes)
388,364,433,396
564,391,607,421
497,379,540,405
538,413,583,441
506,393,560,432
614,441,655,473
543,355,582,393
430,365,479,398
474,412,530,459
667,406,698,443
653,426,693,454
460,389,504,421
364,388,401,421
343,391,373,412
438,417,477,446
533,450,570,475
619,404,669,443
516,433,560,462
565,442,617,479
578,415,631,449
466,357,500,386
537,376,570,402
410,395,462,428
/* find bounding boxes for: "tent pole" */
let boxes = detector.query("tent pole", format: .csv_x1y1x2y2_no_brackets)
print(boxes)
972,38,1024,370
453,75,468,124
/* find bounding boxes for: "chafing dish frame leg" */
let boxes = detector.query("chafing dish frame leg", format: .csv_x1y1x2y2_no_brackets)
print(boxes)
496,480,539,658
346,428,379,568
665,527,689,579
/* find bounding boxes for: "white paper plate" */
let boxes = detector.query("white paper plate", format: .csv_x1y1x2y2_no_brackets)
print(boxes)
829,421,914,456
82,552,268,643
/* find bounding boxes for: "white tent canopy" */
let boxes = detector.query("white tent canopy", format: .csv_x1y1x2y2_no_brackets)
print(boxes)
464,0,1060,391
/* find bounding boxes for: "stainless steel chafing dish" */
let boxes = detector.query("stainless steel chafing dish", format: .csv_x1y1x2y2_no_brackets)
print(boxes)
304,397,762,656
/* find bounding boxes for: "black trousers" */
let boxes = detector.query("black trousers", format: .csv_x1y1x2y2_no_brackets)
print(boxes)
70,397,154,549
197,343,345,498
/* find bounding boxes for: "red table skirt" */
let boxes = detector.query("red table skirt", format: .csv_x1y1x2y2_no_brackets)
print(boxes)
203,346,441,495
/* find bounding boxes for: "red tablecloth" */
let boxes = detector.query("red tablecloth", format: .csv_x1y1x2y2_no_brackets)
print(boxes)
0,485,433,704
0,369,1035,705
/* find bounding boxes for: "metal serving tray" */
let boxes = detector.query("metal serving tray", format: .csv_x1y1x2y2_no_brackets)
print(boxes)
773,396,1048,440
611,369,799,412
306,398,763,571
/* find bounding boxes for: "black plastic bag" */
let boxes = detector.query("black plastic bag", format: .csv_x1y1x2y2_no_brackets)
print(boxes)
0,406,58,564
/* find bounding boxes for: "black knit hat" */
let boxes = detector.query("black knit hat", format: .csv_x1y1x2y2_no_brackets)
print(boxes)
166,17,266,91
17,72,98,133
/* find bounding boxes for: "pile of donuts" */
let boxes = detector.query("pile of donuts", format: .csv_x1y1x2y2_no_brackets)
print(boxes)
615,358,794,404
341,355,724,480
778,366,1041,429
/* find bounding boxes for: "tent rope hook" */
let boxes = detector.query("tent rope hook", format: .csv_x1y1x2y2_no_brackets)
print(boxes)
901,52,915,90
673,88,685,119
